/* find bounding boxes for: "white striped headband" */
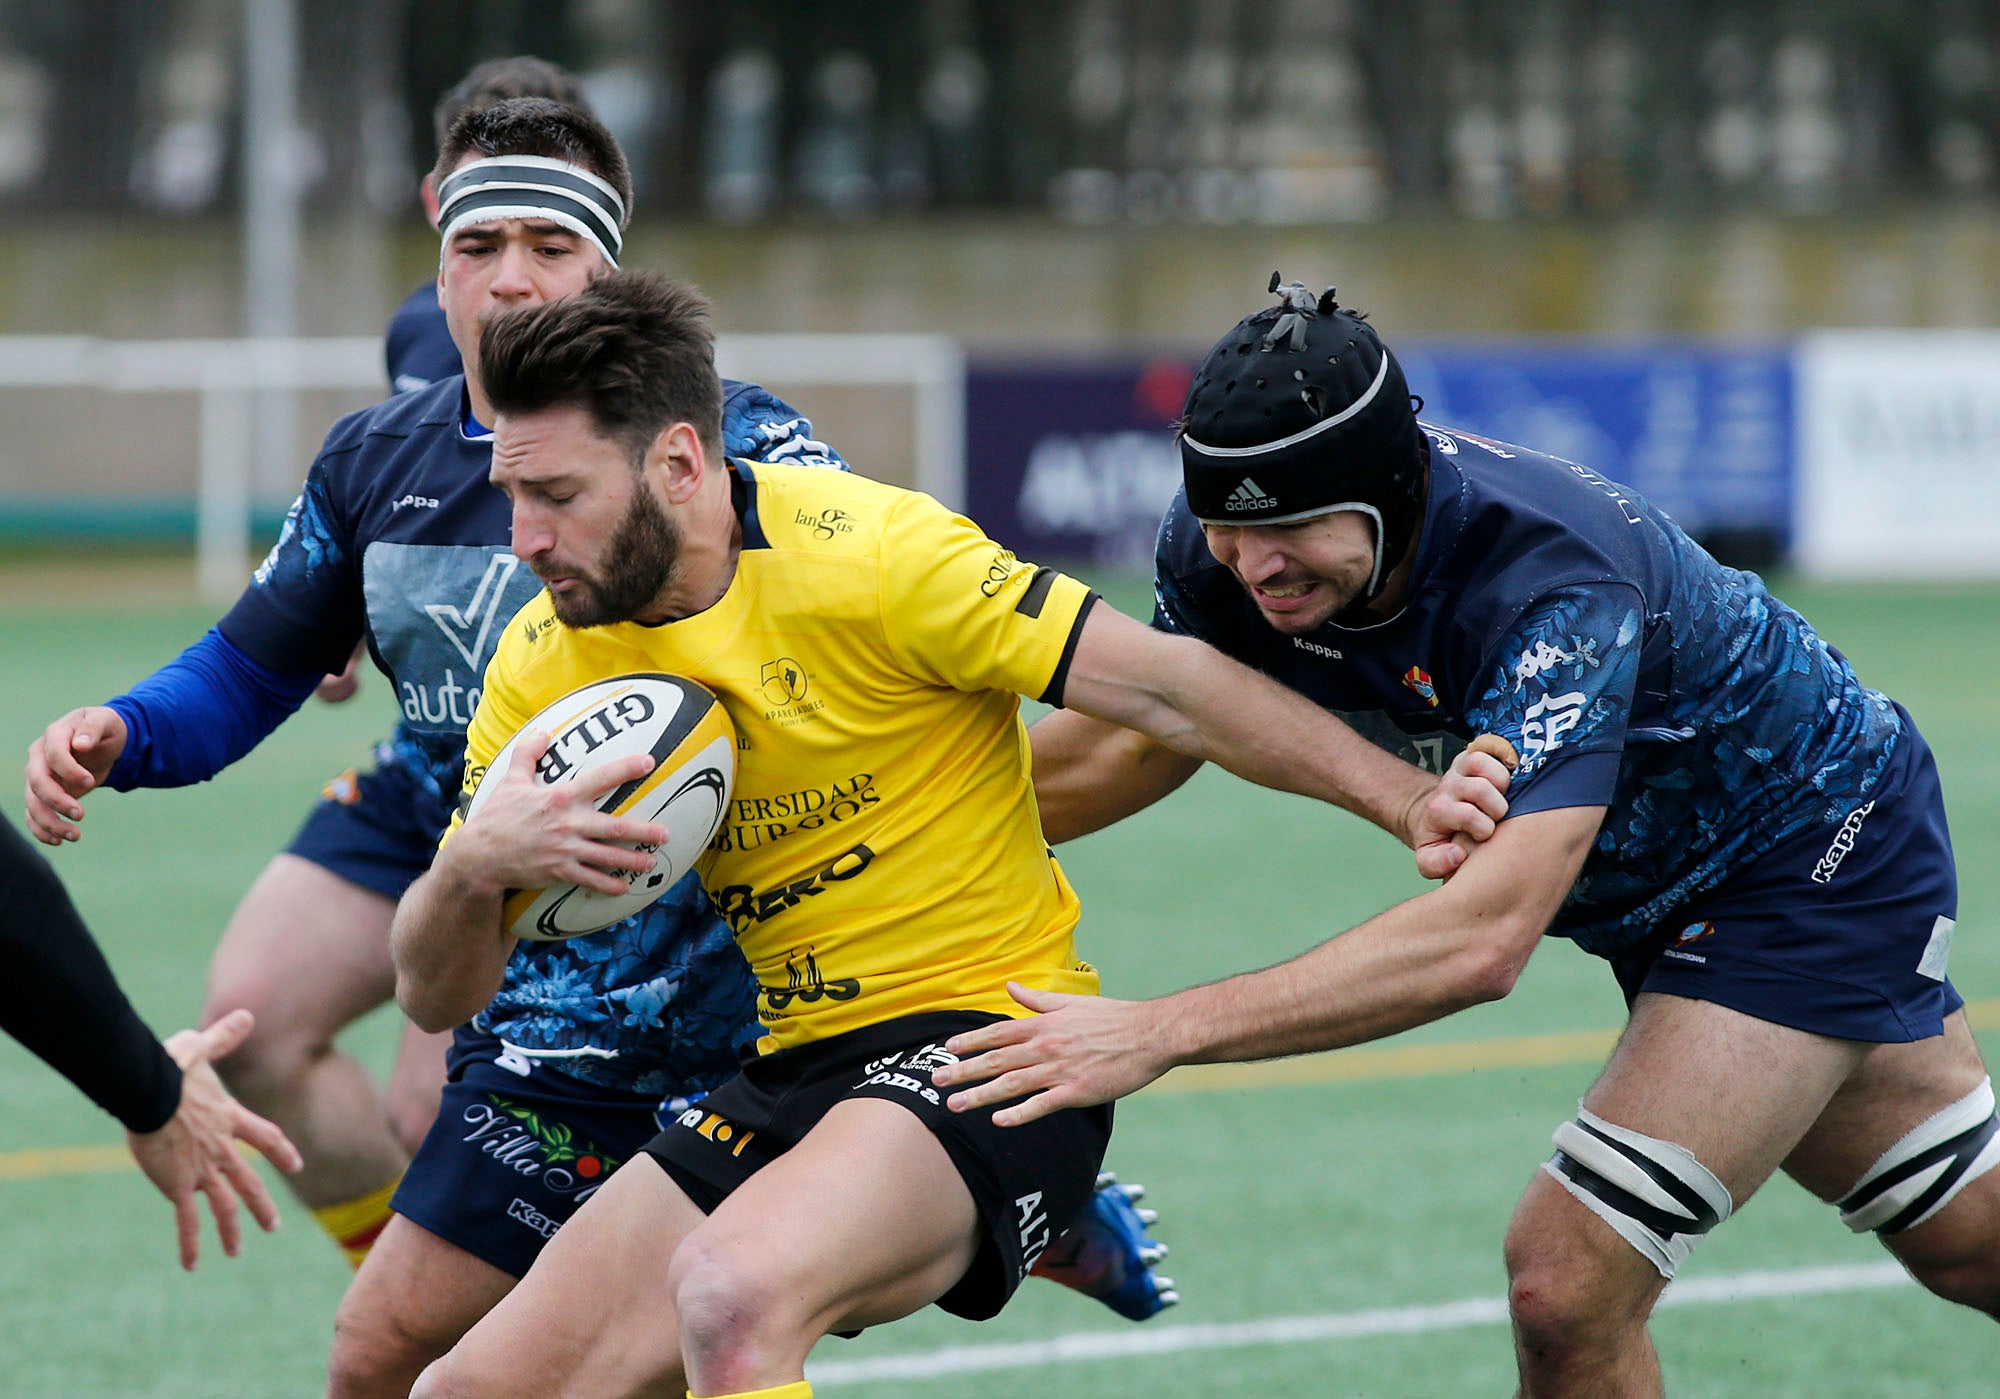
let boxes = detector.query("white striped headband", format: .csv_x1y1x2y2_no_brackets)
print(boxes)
437,154,625,267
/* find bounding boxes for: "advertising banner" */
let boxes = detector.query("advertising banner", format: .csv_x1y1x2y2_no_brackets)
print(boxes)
1795,331,2000,578
967,344,1794,568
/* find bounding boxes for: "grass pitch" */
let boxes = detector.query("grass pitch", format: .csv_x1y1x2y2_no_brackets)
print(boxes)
0,559,1995,1395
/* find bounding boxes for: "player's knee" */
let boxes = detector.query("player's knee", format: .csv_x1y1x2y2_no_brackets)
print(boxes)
384,1082,444,1156
1887,1211,2000,1317
1504,1174,1667,1355
196,996,305,1100
1841,1076,2000,1316
669,1239,806,1372
1505,1215,1621,1350
327,1297,440,1398
407,1356,452,1399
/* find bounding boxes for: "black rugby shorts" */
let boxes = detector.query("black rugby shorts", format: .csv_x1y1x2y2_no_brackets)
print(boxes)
645,1009,1112,1320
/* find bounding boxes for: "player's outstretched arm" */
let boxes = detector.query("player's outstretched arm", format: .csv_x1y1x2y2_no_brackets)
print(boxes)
1057,604,1505,849
1027,709,1202,844
391,732,666,1032
126,1009,305,1270
23,706,128,845
25,629,324,847
938,803,1602,1126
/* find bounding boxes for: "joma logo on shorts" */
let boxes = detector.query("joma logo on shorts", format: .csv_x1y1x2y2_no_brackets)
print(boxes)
1812,800,1876,884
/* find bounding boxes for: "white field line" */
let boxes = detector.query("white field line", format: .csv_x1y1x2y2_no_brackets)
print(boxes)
806,1260,1913,1386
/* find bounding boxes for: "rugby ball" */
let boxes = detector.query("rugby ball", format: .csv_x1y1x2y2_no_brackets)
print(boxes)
464,673,735,941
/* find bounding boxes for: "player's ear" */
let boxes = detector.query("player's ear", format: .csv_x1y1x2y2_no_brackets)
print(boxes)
420,173,441,229
654,421,708,504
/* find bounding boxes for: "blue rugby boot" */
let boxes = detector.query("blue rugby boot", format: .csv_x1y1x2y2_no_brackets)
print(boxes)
1031,1171,1178,1321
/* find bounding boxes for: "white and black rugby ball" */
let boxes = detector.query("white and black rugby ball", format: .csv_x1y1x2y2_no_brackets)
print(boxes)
465,673,735,941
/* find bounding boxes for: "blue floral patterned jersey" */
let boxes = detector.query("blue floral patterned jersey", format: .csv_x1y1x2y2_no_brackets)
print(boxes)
1153,423,1904,957
219,374,845,1096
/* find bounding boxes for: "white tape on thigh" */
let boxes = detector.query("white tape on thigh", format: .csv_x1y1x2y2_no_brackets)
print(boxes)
1542,1107,1734,1280
1838,1076,2000,1234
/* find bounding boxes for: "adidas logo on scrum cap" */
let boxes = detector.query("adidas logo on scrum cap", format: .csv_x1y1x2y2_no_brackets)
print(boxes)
1224,478,1275,511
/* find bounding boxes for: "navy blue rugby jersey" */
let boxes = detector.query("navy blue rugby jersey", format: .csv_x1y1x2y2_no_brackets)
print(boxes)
220,375,844,1095
384,281,459,395
1153,423,1904,957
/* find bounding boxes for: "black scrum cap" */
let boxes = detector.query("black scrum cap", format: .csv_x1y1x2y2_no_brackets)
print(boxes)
1179,277,1423,600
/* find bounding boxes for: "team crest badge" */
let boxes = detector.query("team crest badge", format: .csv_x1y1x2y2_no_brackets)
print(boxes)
760,657,809,706
1402,666,1438,708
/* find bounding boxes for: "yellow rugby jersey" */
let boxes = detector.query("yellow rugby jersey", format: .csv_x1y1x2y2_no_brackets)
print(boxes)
460,460,1101,1053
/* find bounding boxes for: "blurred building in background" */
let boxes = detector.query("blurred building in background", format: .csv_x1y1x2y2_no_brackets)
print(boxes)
6,0,1995,225
0,0,1994,579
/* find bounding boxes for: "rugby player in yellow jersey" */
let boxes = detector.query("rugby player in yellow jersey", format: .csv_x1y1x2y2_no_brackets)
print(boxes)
397,271,1507,1399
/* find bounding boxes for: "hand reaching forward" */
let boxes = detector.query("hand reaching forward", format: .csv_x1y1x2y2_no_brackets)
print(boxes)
23,706,128,845
934,983,1172,1128
125,1009,305,1270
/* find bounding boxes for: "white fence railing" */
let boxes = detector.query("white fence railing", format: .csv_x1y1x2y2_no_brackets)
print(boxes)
0,333,965,601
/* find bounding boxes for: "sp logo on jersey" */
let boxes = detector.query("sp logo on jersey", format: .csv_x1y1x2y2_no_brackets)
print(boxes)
1520,691,1586,772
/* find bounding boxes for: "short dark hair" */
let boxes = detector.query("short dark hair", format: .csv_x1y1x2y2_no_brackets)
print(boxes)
431,96,633,225
480,270,723,467
432,56,592,147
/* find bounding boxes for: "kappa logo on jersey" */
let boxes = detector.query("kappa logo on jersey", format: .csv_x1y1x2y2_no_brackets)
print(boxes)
1292,637,1343,660
393,494,440,511
1223,478,1275,511
1513,638,1574,690
1812,800,1876,884
428,553,521,671
1402,665,1439,707
1519,690,1586,771
716,844,879,937
760,657,809,706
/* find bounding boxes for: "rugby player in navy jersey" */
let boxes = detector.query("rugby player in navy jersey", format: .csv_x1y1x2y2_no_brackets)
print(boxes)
23,90,1176,1397
941,280,2000,1394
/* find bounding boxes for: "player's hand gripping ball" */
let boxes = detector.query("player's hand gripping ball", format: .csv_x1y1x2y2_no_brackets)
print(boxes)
466,674,735,941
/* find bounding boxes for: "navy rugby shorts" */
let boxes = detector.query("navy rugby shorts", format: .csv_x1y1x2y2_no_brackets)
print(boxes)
645,1010,1113,1321
1614,713,1962,1043
390,1032,675,1279
285,740,440,900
